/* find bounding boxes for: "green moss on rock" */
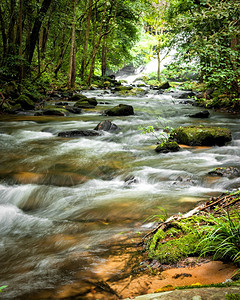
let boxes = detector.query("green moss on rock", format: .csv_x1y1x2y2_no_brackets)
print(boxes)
170,126,232,146
105,104,134,116
15,95,35,110
155,141,180,153
117,87,146,96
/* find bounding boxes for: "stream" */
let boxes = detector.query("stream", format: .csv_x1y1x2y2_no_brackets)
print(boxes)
0,88,240,299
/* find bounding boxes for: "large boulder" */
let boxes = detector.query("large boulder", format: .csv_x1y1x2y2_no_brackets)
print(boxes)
189,110,210,118
15,95,35,110
170,126,232,146
69,94,88,101
58,130,101,137
155,141,180,153
94,120,120,132
105,104,134,116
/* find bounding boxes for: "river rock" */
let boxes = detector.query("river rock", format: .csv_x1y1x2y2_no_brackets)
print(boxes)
178,92,196,99
114,86,133,92
94,120,119,131
189,110,210,118
69,94,88,101
15,95,35,110
58,130,101,137
155,141,180,153
208,167,239,178
74,101,95,109
35,107,68,116
159,82,171,89
64,106,82,114
124,175,138,185
170,126,232,146
105,104,134,116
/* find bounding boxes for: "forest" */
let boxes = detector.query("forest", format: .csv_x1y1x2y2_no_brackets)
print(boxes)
0,0,239,105
0,0,240,299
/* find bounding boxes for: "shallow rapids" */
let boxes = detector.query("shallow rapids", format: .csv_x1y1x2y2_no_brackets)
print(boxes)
0,89,240,299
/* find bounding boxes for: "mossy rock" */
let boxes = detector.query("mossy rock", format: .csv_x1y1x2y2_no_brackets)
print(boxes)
74,100,95,109
15,95,35,110
155,141,180,153
170,126,232,146
69,94,88,101
114,85,133,92
35,107,68,116
105,104,134,116
159,81,171,89
117,87,146,96
86,97,98,106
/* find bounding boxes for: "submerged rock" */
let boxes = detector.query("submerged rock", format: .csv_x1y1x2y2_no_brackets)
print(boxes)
170,126,232,146
105,104,134,116
208,167,239,178
124,175,138,185
94,120,120,132
35,107,68,116
155,141,180,153
189,110,210,118
58,130,101,137
74,101,95,109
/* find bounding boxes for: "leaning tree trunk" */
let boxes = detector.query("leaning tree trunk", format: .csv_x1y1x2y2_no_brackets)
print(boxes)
68,0,77,89
25,0,52,67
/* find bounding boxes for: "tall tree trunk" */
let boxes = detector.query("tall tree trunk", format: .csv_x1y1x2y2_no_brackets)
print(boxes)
25,0,52,66
19,0,23,84
68,0,77,89
7,0,17,56
80,0,93,80
101,35,107,77
0,6,7,63
157,27,164,82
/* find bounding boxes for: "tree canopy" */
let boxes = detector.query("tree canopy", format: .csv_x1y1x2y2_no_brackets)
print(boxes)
0,0,239,103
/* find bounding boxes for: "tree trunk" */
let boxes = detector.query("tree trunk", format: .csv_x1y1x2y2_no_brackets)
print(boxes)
19,0,23,84
25,0,52,66
101,35,107,77
68,0,77,89
80,0,93,80
0,6,7,62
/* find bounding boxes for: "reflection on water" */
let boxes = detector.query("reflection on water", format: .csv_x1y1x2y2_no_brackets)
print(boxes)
0,90,240,298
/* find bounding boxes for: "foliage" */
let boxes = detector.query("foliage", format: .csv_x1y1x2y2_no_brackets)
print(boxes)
146,215,210,264
198,210,240,266
0,285,7,292
162,61,199,81
166,0,240,98
139,117,174,143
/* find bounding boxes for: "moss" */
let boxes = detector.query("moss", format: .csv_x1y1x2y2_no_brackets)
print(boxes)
170,125,232,146
146,216,212,264
15,95,35,110
114,85,133,91
117,87,145,96
155,141,180,153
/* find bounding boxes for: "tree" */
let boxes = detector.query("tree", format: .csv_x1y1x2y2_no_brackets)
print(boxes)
68,0,77,89
166,0,240,97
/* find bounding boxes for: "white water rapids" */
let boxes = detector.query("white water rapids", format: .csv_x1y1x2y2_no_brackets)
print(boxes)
0,88,240,299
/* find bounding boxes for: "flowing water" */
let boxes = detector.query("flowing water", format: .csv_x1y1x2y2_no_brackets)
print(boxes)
0,89,240,299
